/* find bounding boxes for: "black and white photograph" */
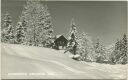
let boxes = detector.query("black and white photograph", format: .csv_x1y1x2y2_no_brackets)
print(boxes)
1,0,128,79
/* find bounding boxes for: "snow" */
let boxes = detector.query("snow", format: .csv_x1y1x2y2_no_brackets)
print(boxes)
1,43,127,79
105,44,115,53
80,61,127,79
106,44,115,50
56,35,62,38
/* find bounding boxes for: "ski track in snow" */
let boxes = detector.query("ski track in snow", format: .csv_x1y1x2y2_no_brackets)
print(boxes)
50,61,85,73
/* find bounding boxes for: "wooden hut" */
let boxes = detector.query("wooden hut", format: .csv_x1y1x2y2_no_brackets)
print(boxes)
54,35,68,50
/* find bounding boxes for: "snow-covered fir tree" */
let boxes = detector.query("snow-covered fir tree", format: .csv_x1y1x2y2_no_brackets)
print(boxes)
94,38,107,63
1,12,15,43
15,22,25,44
67,18,78,55
105,43,115,62
110,39,120,64
20,0,53,47
76,32,95,61
112,34,127,64
68,18,78,40
121,34,128,64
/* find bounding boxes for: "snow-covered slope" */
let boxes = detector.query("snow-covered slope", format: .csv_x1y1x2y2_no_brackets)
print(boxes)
1,43,127,79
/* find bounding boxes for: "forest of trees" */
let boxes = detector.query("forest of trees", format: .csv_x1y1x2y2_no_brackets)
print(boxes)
1,0,127,64
67,19,127,64
2,1,53,47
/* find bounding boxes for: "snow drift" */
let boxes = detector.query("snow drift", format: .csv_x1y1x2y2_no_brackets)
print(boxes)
1,43,127,79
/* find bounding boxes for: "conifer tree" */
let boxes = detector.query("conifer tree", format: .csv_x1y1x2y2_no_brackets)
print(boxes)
67,18,78,55
68,18,78,40
77,32,95,61
1,12,15,43
15,22,25,44
112,34,127,64
20,0,53,47
94,38,106,63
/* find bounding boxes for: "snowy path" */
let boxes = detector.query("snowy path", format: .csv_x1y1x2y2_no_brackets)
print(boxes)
1,43,127,79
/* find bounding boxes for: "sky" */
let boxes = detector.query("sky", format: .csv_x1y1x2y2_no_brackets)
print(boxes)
1,0,127,45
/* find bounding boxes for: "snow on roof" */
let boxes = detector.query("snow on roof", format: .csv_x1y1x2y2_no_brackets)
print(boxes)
18,22,22,25
55,34,69,40
56,35,62,38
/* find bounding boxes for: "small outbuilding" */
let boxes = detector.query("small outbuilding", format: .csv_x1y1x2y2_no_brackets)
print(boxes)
54,35,68,50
